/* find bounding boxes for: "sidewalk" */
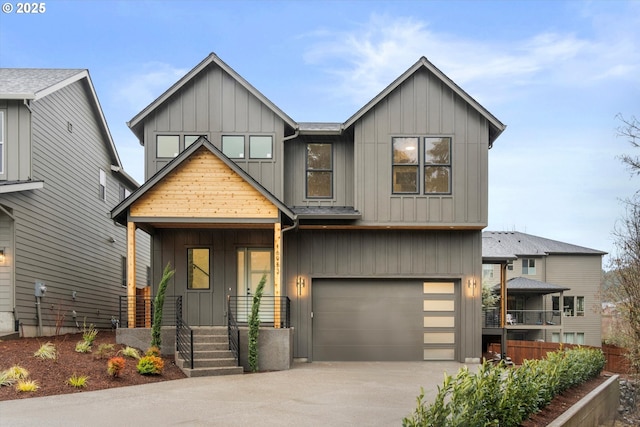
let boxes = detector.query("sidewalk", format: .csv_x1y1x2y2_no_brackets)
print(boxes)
0,361,473,426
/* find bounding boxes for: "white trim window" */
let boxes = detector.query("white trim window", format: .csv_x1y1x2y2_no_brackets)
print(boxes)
99,169,107,201
521,258,536,275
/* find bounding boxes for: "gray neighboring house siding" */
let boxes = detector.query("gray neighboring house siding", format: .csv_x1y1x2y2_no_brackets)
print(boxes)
116,54,505,363
0,69,150,336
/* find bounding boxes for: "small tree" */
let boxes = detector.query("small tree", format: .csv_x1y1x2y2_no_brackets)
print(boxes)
248,274,266,372
151,263,175,349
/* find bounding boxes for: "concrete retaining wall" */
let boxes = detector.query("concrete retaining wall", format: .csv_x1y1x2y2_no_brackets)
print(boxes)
116,327,176,355
239,327,294,371
548,375,620,427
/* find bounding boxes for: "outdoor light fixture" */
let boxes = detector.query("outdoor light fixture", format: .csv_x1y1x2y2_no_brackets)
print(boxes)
0,248,5,263
467,279,477,297
296,277,306,296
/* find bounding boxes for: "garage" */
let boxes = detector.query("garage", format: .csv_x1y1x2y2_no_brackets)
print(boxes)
312,279,457,361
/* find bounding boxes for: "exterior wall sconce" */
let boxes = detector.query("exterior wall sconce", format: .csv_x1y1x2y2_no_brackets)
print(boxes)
296,277,305,296
0,248,5,263
467,279,477,297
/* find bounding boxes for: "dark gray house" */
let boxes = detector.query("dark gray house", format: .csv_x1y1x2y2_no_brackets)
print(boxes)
0,69,149,337
113,53,505,363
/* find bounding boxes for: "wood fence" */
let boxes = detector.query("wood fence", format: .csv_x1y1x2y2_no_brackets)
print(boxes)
487,340,631,374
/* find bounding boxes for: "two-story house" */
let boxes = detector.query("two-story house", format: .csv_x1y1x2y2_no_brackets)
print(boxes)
0,69,150,337
112,53,505,363
482,231,605,347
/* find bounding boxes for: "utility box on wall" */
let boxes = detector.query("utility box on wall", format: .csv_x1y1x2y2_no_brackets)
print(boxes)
34,281,46,297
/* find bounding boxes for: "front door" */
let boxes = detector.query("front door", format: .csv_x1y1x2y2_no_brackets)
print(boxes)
236,248,274,322
184,247,215,325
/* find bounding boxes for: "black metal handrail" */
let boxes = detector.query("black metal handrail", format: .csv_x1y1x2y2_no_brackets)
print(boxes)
227,296,240,362
175,296,194,370
117,295,178,328
227,296,291,328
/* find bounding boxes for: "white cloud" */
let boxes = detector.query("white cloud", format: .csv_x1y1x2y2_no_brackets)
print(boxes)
303,12,639,106
115,62,188,113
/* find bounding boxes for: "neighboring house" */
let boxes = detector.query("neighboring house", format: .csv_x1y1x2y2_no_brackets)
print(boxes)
482,231,605,347
0,69,150,337
112,53,505,363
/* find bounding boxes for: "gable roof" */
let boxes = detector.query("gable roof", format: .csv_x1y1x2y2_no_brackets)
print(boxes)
342,57,506,145
127,53,297,142
111,136,296,225
491,277,570,294
483,231,606,262
0,68,139,188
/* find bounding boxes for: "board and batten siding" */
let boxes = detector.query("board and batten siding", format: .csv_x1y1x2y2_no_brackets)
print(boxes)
353,67,489,226
0,100,32,182
142,63,286,199
283,133,355,207
285,229,482,362
131,147,278,219
544,254,603,347
0,79,149,334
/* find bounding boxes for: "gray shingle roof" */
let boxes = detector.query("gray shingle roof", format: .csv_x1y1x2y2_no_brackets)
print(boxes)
492,277,570,294
0,69,84,97
291,206,361,219
483,231,606,262
298,122,342,133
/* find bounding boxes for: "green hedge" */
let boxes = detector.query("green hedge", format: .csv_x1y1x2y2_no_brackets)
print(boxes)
403,346,606,427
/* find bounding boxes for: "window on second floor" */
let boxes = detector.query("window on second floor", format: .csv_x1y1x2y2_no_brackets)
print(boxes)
99,169,107,201
521,258,536,275
156,135,180,158
306,143,332,198
392,136,452,194
576,296,585,316
119,184,131,202
482,264,494,280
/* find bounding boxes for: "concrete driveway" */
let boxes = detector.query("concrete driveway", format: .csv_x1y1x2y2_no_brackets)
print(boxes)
0,361,476,426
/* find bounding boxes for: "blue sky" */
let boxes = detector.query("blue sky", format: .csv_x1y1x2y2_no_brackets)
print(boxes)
1,0,638,263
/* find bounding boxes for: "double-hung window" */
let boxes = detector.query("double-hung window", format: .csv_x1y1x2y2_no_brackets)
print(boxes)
392,136,451,194
306,143,332,198
99,169,107,201
522,258,536,275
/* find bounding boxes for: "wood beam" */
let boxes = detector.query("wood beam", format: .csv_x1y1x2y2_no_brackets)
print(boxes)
274,222,282,328
127,221,136,328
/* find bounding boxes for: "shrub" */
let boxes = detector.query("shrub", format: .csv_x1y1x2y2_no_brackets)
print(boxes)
15,379,39,392
34,342,57,360
248,274,266,372
136,355,164,375
82,321,98,345
67,373,89,388
145,346,161,357
94,343,115,359
151,263,175,349
120,346,141,360
107,356,126,377
75,340,92,353
4,365,29,381
0,370,16,387
403,346,606,427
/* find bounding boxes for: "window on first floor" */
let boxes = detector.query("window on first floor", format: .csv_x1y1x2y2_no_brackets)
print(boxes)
306,143,332,198
522,258,536,275
187,248,210,290
121,256,127,288
146,266,151,287
392,136,452,194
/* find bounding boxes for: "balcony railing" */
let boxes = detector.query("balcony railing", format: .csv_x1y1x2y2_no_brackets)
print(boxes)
228,296,291,328
483,308,563,328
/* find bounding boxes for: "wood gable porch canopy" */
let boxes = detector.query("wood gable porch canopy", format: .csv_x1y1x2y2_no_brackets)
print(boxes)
111,136,296,327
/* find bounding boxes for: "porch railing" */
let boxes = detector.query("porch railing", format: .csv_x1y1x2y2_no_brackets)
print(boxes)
175,296,194,370
483,308,563,327
227,296,291,328
117,296,179,328
227,296,240,362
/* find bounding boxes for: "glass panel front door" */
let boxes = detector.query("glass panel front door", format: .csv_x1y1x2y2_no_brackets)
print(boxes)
237,248,274,321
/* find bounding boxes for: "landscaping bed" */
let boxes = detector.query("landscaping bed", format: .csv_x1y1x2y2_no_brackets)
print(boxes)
0,331,185,401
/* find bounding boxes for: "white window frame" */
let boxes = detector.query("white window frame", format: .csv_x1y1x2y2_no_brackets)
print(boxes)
521,258,536,275
99,169,107,201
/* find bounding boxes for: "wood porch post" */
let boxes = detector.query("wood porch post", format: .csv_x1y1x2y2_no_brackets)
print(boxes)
274,222,282,328
127,221,136,328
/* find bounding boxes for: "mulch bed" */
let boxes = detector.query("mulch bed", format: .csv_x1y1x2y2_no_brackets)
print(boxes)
0,331,185,401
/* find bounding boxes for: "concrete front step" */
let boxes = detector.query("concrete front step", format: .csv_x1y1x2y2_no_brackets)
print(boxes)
186,365,244,377
174,327,242,376
191,326,228,336
193,342,229,351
